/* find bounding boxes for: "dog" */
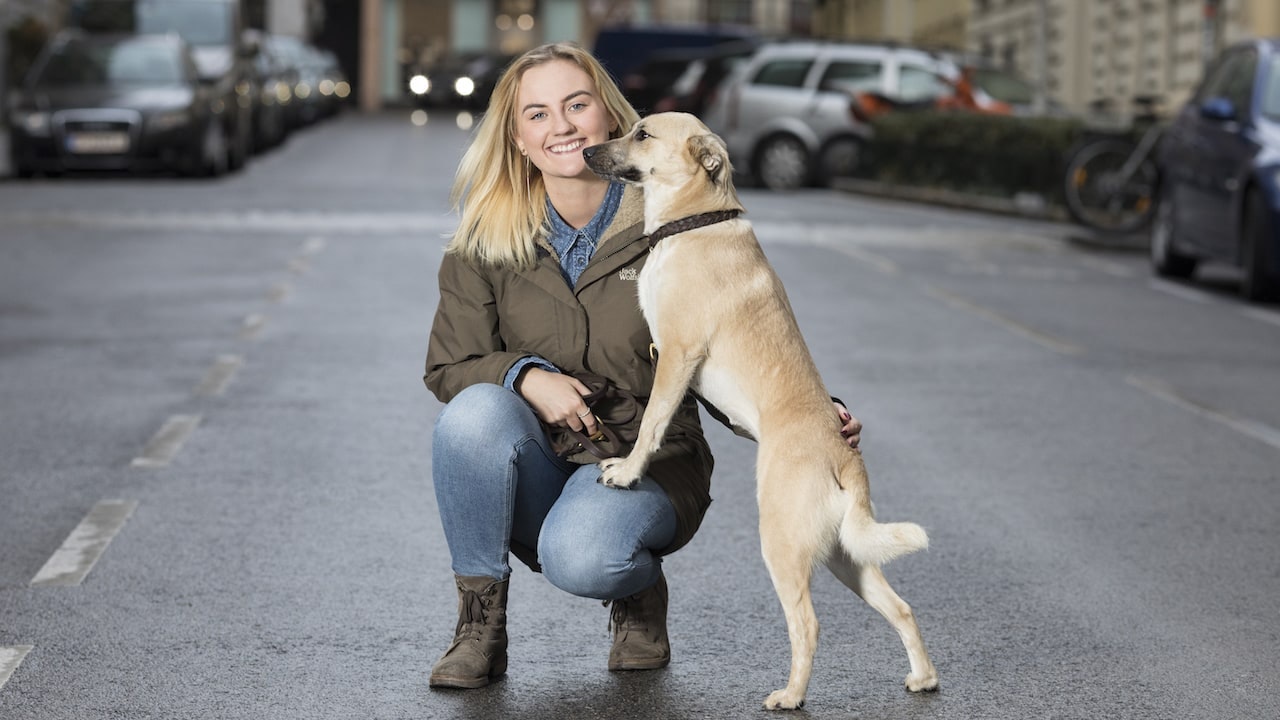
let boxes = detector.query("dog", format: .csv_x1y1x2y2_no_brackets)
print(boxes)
582,113,938,710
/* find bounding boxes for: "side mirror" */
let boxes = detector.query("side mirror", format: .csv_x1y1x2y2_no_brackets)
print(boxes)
1199,96,1237,122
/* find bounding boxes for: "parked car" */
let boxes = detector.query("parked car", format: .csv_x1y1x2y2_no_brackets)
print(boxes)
704,40,1031,190
621,46,713,116
651,39,763,118
1151,38,1280,302
591,24,758,84
407,51,512,110
8,30,231,177
242,28,288,151
69,0,258,170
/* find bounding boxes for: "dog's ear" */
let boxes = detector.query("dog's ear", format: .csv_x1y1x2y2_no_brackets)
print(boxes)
688,133,729,184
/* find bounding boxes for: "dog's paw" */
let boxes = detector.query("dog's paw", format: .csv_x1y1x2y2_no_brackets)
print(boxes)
905,670,939,693
762,689,805,711
598,458,640,489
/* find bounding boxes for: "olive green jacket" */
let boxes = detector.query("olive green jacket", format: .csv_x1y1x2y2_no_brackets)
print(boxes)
423,186,714,564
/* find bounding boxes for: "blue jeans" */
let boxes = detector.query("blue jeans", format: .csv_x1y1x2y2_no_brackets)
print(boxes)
432,384,676,601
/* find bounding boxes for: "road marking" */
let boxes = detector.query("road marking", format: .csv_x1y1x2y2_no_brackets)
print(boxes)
287,257,310,275
928,287,1084,356
1149,279,1213,304
240,313,267,340
1240,306,1280,329
0,210,456,234
1126,375,1280,451
30,500,138,587
0,646,33,692
268,281,292,303
131,415,201,468
195,354,243,397
300,236,327,255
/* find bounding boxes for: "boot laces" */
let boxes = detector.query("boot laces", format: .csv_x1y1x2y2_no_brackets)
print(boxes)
456,588,489,643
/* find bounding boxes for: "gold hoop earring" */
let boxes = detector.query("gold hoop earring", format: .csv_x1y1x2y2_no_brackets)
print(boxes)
524,156,532,209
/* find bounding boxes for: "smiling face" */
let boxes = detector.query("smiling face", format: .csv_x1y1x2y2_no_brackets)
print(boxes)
513,59,618,186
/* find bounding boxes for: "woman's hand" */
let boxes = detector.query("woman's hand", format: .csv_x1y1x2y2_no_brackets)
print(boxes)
516,368,600,437
834,401,862,448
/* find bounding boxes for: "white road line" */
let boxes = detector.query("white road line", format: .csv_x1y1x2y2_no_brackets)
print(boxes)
1149,278,1213,304
301,236,327,255
30,500,138,587
1126,375,1280,452
195,354,243,397
287,257,310,275
1240,306,1280,329
239,313,267,340
131,414,201,468
268,281,292,303
928,287,1084,356
0,646,33,692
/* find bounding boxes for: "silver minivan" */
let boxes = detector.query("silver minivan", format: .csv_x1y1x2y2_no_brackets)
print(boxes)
704,41,955,190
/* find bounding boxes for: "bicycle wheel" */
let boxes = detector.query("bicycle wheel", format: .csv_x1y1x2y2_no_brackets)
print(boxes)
1063,139,1159,234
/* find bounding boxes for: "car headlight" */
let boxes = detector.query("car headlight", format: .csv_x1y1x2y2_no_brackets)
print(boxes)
150,109,192,132
455,76,476,97
409,74,430,95
14,111,51,136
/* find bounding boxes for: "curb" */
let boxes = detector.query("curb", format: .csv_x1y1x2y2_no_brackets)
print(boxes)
830,176,1148,254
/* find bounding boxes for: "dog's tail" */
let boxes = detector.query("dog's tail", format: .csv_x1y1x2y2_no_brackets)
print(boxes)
838,504,929,567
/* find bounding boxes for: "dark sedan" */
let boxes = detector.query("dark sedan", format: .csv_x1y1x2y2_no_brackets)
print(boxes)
1152,38,1280,301
8,31,229,177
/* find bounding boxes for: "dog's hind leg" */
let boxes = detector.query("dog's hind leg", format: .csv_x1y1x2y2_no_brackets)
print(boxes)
598,345,701,489
758,503,821,710
825,552,938,692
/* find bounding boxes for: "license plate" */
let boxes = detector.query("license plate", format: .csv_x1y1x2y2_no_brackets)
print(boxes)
66,131,130,154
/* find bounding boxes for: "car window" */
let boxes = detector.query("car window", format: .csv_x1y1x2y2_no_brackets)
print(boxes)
750,58,813,88
36,40,184,85
1263,56,1280,120
897,65,949,101
1196,48,1257,114
818,59,882,92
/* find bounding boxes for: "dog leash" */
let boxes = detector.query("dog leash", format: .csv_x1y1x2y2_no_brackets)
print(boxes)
645,210,741,249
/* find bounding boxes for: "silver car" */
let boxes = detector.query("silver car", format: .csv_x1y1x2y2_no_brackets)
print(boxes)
704,41,955,190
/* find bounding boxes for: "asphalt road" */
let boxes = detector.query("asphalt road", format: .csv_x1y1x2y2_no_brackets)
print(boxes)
2,110,1279,720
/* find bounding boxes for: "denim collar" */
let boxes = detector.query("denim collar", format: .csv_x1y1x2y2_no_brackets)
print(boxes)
544,181,625,258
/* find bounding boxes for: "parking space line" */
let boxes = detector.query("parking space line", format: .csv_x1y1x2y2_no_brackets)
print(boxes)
268,281,292,303
0,646,33,693
928,287,1084,356
131,414,201,468
1149,279,1213,304
30,500,138,587
1126,375,1280,452
195,355,243,397
1240,306,1280,330
239,313,267,340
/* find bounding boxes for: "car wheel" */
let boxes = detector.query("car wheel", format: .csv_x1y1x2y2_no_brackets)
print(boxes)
1241,190,1280,302
756,135,811,191
1150,184,1197,279
818,136,864,186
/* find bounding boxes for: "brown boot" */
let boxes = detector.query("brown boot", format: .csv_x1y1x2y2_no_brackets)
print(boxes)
429,575,509,689
606,571,670,671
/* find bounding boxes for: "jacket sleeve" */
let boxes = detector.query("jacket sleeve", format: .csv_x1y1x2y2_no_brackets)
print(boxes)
424,253,533,404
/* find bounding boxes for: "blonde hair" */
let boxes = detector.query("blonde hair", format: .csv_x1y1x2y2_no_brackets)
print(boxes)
446,42,640,269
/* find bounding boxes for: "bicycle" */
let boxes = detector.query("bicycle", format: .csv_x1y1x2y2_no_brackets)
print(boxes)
1062,96,1165,234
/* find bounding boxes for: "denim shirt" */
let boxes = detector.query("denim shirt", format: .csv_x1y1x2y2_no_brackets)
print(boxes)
503,182,626,390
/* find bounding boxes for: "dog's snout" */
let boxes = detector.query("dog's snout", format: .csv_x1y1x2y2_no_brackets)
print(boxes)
582,144,599,160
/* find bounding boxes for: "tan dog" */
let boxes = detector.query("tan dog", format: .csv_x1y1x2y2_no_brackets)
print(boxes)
583,113,938,710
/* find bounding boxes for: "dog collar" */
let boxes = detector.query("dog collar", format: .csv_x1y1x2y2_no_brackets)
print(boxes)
646,210,741,249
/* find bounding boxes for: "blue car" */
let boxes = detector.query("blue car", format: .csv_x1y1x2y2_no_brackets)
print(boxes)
1152,38,1280,302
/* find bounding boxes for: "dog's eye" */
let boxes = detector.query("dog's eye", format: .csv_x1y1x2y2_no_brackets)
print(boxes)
636,129,650,141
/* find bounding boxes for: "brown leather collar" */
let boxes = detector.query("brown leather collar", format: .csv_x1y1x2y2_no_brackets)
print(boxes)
645,210,741,249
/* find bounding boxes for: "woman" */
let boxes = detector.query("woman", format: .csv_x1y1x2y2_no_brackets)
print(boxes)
423,42,861,689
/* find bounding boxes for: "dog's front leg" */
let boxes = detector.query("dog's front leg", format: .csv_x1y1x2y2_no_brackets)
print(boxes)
599,347,702,489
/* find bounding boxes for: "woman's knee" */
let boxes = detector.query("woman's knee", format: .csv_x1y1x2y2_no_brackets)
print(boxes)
433,384,526,452
537,521,658,600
